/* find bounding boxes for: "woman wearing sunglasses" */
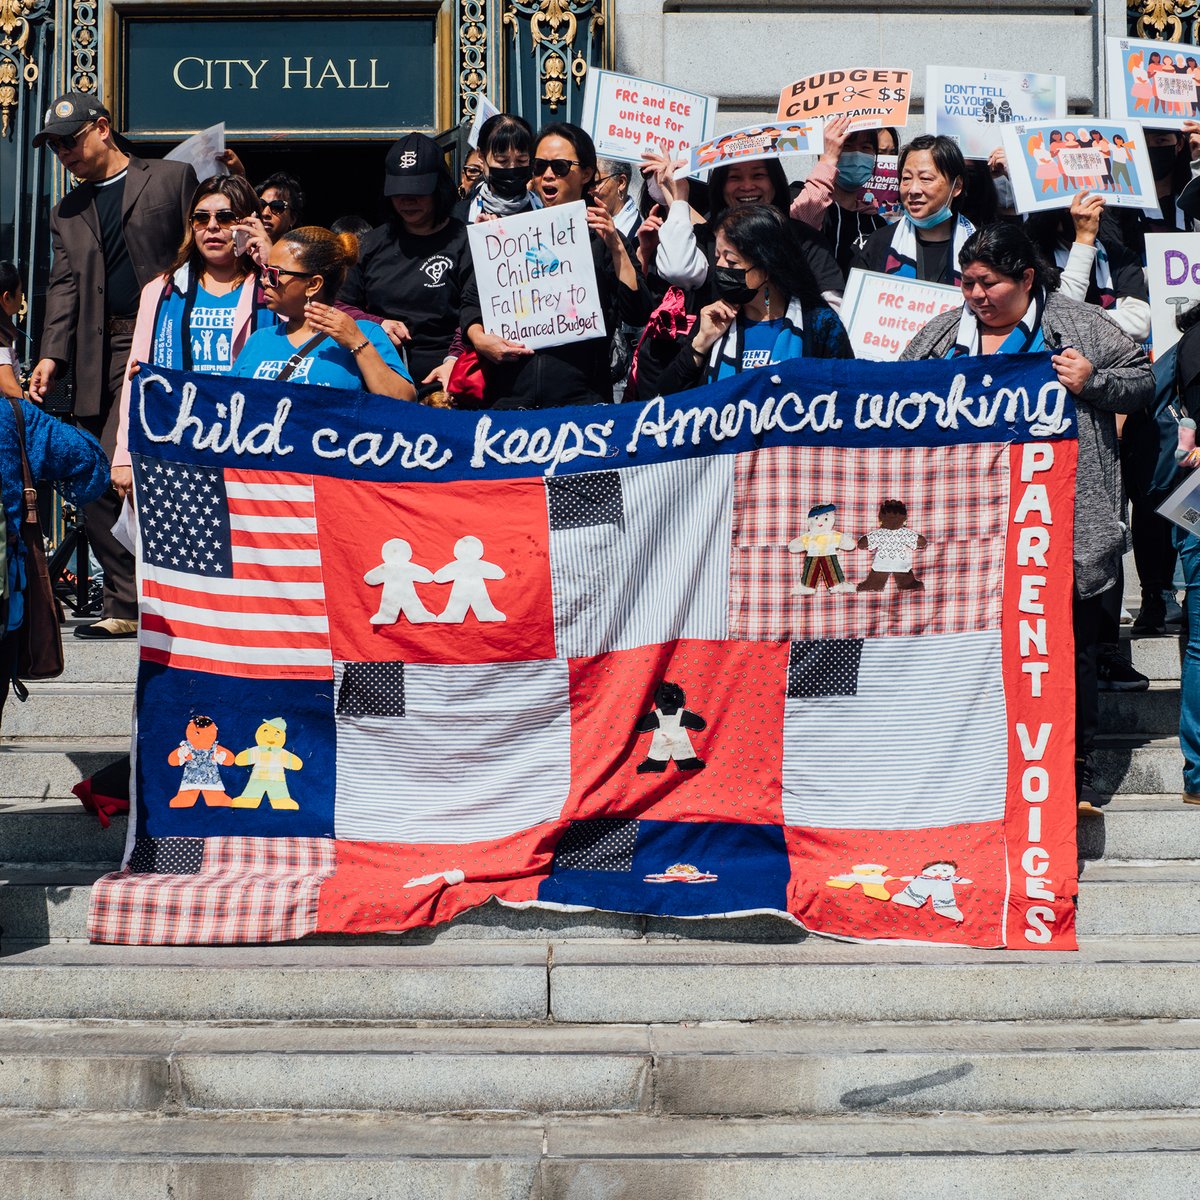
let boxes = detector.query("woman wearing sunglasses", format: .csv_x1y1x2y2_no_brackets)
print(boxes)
458,122,650,408
231,226,415,400
110,175,276,497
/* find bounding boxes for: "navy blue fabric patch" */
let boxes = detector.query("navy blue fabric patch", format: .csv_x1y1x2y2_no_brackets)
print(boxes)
131,454,233,577
787,639,864,698
135,662,336,839
539,819,791,918
338,662,405,718
128,836,205,875
546,471,624,529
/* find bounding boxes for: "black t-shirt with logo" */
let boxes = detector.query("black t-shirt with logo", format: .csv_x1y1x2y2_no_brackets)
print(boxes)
338,218,474,384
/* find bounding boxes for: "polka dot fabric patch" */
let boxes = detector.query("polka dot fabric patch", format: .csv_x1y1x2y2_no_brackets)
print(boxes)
546,470,624,530
787,639,864,698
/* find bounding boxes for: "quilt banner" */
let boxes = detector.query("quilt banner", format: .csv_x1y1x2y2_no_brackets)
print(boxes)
90,355,1079,951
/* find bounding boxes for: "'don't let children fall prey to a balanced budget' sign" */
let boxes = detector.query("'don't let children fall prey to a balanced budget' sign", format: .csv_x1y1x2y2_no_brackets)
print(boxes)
467,201,605,351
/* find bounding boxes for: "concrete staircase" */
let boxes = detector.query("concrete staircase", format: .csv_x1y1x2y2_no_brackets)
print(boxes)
2,619,1199,1198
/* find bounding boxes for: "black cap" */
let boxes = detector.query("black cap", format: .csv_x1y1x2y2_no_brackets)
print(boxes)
33,92,112,147
383,132,443,196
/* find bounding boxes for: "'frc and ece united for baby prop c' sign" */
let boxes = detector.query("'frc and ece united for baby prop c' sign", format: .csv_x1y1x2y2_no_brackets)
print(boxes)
467,201,605,351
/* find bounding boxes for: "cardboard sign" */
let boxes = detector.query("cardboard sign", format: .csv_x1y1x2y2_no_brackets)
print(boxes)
1000,120,1157,214
467,96,501,149
925,66,1066,159
580,68,717,164
687,120,822,173
1145,232,1200,356
1107,36,1200,129
776,68,911,130
866,154,900,221
467,201,604,351
841,269,962,361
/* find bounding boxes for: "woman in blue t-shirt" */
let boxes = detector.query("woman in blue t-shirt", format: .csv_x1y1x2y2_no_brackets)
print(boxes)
113,175,276,496
232,226,415,400
637,203,853,397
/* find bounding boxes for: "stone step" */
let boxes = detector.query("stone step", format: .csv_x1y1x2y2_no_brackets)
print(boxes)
1122,631,1181,682
0,1110,1197,1198
2,1018,1200,1119
0,802,127,868
1093,736,1185,796
1078,795,1200,861
1098,683,1179,737
0,740,128,800
4,863,1199,942
1,685,134,739
54,637,138,685
4,938,1200,1025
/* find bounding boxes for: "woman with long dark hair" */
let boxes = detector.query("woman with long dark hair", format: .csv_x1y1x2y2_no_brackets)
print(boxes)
902,222,1153,805
338,132,473,393
637,204,852,396
0,261,24,399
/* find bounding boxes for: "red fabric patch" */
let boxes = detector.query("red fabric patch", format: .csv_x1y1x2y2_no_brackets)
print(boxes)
314,477,555,665
564,639,789,826
784,824,1007,947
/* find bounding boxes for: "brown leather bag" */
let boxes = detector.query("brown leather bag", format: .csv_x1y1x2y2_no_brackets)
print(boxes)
7,396,64,680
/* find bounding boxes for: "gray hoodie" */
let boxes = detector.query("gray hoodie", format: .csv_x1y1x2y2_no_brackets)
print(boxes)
901,291,1154,599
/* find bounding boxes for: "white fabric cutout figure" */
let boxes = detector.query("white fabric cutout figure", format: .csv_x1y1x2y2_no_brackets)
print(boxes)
433,535,506,623
364,538,437,625
891,860,972,923
405,868,466,888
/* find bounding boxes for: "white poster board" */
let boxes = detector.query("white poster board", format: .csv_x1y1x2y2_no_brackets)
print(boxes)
999,120,1158,214
925,66,1066,159
1145,232,1200,357
1107,36,1200,130
468,97,502,149
580,68,717,165
466,201,604,351
841,269,962,361
165,123,228,183
1158,467,1200,534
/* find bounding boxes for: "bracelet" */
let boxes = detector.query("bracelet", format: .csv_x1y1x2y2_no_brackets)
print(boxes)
350,339,370,355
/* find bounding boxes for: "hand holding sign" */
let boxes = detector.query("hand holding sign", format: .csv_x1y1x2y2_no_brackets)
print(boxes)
1069,191,1104,245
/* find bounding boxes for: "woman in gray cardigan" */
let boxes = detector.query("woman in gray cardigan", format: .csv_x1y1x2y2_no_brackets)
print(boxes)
901,222,1154,805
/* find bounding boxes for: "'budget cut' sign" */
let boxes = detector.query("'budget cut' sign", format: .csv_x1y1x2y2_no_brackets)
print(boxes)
580,68,717,164
777,68,911,129
467,201,605,351
841,269,962,361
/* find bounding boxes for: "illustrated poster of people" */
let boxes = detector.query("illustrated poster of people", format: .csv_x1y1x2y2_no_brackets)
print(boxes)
1107,36,1200,130
687,120,823,174
1000,119,1158,214
925,66,1065,159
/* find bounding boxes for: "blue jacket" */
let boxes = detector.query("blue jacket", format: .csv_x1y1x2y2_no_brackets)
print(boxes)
2,399,109,632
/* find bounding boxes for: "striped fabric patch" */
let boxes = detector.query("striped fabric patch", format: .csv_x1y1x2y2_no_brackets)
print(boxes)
781,629,1006,829
548,457,734,657
332,659,571,844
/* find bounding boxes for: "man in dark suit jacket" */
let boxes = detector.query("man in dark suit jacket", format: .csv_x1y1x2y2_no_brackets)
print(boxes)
27,92,197,639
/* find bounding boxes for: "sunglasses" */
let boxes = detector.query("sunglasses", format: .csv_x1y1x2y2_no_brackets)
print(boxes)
259,199,290,215
258,265,315,288
46,122,95,153
190,209,238,228
533,157,581,178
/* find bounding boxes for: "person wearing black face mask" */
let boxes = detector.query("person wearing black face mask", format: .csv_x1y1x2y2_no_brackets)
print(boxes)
464,114,541,223
635,204,852,398
337,132,474,394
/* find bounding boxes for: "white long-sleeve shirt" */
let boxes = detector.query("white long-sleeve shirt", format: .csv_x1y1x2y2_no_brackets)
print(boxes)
1056,241,1151,342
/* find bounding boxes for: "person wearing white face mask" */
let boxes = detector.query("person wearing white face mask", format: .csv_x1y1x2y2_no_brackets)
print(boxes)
791,115,886,273
850,135,975,285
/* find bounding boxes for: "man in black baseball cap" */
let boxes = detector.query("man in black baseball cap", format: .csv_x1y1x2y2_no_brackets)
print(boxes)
31,91,112,149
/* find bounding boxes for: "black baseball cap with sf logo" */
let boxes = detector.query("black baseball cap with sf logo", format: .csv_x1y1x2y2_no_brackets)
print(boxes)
384,132,444,196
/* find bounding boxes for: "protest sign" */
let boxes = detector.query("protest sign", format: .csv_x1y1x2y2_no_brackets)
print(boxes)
165,123,227,183
841,269,961,360
865,154,900,221
95,354,1079,952
1158,465,1200,535
467,96,501,148
467,201,603,351
580,68,716,164
776,68,911,130
1000,120,1156,213
1107,36,1200,129
687,120,822,173
925,66,1065,159
1145,232,1200,356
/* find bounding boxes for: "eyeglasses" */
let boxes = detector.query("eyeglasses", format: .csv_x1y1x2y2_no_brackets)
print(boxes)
259,199,291,215
258,265,315,288
46,122,95,153
532,157,581,178
190,209,238,228
462,165,484,180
